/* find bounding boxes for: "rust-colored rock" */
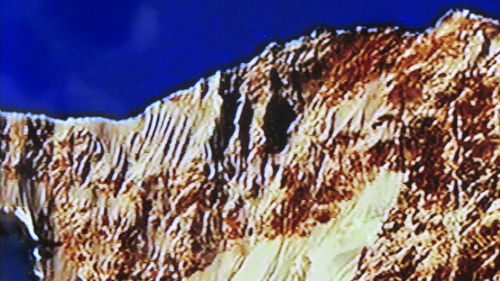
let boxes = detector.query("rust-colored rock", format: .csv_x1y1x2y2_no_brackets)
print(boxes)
0,10,498,281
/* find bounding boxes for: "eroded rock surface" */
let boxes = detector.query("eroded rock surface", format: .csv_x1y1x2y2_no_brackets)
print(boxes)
0,10,498,281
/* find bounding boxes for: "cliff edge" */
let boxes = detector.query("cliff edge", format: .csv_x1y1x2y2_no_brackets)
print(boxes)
0,9,499,281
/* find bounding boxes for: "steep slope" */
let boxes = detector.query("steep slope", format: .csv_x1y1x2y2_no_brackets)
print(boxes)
0,10,498,281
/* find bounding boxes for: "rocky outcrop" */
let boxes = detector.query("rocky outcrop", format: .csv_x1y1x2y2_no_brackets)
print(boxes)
0,10,498,281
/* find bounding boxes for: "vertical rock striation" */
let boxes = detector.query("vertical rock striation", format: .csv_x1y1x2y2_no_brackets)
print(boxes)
0,10,499,281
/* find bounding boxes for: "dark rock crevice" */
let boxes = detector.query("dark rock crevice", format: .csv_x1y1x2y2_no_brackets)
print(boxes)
263,71,298,154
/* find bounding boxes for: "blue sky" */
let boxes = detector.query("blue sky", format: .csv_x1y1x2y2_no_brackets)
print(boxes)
1,0,498,119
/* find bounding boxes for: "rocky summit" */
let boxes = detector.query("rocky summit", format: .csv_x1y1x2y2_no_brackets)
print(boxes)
0,9,498,281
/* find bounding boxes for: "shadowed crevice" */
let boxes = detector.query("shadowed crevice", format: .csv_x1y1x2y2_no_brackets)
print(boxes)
0,115,7,162
238,98,254,158
209,71,242,163
263,70,297,153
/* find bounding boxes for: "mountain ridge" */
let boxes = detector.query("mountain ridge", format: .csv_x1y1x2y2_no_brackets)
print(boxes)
0,9,498,280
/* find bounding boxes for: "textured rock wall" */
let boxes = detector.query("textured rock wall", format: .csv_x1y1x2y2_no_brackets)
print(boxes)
0,10,498,281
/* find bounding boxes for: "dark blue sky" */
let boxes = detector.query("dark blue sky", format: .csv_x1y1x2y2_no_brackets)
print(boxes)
1,0,498,119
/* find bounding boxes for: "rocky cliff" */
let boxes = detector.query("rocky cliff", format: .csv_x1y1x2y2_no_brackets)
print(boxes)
0,9,498,281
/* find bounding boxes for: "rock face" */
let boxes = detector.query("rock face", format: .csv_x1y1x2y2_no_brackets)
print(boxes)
0,10,499,281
